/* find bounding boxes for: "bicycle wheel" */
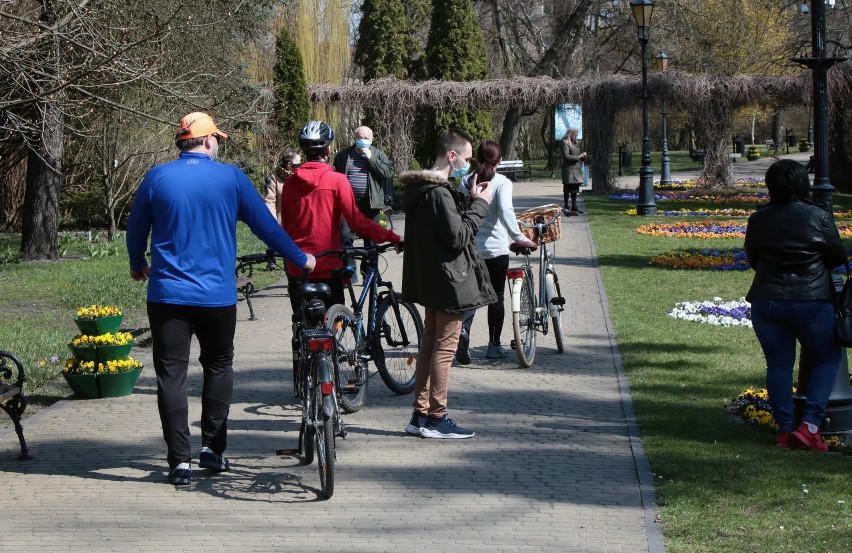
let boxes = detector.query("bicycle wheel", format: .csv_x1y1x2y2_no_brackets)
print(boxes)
326,304,368,413
314,391,335,499
373,293,423,395
302,370,315,465
512,276,537,368
547,270,565,353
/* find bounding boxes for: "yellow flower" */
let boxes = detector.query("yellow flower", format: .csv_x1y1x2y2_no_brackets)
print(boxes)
75,304,122,320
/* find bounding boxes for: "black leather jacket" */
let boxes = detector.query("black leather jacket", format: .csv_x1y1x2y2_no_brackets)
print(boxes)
744,199,847,302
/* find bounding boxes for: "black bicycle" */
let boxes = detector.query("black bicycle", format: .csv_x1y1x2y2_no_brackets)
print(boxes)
235,250,284,321
276,275,341,499
324,243,423,409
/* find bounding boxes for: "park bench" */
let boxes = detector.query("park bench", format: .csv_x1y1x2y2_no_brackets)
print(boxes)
728,152,742,162
0,351,33,459
236,252,285,321
690,149,706,163
764,139,780,157
496,160,532,182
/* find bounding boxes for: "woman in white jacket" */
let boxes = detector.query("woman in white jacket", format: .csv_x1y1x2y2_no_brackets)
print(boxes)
455,141,537,363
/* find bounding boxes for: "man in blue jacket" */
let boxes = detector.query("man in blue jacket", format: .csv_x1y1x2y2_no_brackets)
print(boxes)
126,112,315,486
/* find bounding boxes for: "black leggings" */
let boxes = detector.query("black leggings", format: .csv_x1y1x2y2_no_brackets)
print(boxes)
462,255,510,346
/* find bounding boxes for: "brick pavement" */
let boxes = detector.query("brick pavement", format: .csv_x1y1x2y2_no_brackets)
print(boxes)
0,178,665,552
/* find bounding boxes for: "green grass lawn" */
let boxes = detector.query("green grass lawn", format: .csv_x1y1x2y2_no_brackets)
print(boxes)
585,192,851,552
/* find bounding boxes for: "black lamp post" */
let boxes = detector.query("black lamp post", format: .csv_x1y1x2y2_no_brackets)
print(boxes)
655,51,672,186
632,0,656,216
792,0,845,211
793,0,852,436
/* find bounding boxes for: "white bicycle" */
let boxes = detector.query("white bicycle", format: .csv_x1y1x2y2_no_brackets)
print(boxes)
507,208,566,368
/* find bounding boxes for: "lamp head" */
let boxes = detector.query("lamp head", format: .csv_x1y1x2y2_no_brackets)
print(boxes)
631,0,655,40
800,1,809,14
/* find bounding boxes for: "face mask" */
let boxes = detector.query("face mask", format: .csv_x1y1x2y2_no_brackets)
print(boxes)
355,138,371,150
450,154,470,179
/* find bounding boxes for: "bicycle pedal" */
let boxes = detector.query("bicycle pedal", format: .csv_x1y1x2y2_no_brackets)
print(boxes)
510,339,517,350
276,448,300,456
343,382,360,392
551,297,565,306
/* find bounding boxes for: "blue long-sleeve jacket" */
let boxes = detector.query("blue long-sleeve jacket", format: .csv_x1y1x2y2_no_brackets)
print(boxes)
126,151,307,307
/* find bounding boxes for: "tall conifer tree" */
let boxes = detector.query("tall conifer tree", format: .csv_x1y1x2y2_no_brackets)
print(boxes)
422,0,491,153
355,0,416,81
273,26,310,147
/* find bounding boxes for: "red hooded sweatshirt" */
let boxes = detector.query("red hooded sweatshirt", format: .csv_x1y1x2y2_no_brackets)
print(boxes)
280,160,401,279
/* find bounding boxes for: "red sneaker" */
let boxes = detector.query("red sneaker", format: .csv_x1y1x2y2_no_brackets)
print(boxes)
792,423,829,452
776,432,796,450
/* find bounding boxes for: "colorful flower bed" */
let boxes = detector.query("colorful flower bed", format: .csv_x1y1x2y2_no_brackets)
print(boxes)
668,297,752,327
610,192,768,203
650,249,750,271
637,220,746,238
621,208,754,217
730,387,851,453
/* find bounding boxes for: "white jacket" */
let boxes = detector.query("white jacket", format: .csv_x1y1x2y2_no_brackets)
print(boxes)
459,172,526,259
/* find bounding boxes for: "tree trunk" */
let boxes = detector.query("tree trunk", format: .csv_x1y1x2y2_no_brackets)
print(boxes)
499,106,523,159
696,102,734,188
20,101,63,260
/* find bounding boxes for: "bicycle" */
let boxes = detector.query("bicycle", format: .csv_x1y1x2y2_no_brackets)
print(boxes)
276,274,341,499
235,250,284,321
508,207,566,368
323,243,423,409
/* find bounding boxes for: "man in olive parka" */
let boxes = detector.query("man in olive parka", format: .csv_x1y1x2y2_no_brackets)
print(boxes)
400,128,497,439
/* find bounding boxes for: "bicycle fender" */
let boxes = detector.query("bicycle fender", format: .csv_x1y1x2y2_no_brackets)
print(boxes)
545,273,558,317
316,355,336,417
508,276,523,312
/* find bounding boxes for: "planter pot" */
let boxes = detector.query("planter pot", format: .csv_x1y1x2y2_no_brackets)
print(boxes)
68,344,98,363
73,314,123,336
62,368,142,399
97,343,133,363
97,368,143,398
62,373,100,399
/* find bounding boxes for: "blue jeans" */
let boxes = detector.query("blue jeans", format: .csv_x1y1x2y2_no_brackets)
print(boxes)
750,300,840,432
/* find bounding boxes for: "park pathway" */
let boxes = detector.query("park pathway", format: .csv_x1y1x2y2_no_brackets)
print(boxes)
0,172,712,553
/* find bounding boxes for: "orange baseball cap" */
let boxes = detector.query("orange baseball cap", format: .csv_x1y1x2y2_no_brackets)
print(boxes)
176,112,228,140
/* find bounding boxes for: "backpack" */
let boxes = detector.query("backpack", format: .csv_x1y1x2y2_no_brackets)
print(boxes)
833,263,852,347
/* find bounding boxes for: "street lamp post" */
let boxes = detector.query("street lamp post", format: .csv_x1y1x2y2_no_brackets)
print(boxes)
792,0,845,210
655,51,672,186
632,0,656,216
794,0,852,437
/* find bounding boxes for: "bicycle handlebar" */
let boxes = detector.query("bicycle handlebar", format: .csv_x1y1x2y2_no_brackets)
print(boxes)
315,242,396,261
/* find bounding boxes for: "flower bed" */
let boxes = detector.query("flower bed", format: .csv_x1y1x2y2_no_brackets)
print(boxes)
650,249,750,271
668,297,752,327
637,220,746,238
730,387,851,453
621,208,754,217
610,192,768,203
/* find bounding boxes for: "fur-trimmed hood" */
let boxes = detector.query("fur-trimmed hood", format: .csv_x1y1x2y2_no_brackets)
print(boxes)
399,170,454,214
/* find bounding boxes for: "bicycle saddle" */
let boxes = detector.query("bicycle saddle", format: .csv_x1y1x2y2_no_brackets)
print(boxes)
509,243,537,254
297,282,332,300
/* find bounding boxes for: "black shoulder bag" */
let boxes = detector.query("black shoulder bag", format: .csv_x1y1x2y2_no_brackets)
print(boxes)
833,263,852,347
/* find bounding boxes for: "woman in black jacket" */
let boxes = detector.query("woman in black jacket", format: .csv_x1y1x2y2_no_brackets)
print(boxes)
744,159,847,451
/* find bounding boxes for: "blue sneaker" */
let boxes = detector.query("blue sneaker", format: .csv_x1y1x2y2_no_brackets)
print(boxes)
405,411,428,435
168,463,192,485
199,447,230,472
421,414,475,439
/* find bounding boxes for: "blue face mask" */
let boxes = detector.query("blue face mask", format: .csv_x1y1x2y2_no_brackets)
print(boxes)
354,138,371,149
450,155,470,179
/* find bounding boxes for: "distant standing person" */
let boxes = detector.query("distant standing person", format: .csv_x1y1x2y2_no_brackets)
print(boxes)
400,128,497,439
561,128,586,215
333,125,394,277
455,140,537,364
265,147,301,224
744,159,846,452
126,112,316,486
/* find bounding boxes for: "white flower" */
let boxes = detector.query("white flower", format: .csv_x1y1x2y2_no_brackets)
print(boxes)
668,297,752,328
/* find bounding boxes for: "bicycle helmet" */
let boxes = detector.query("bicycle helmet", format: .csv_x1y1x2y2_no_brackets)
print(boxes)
298,120,335,149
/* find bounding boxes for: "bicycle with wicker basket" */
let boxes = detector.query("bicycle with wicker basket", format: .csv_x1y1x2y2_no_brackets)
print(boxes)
508,204,566,368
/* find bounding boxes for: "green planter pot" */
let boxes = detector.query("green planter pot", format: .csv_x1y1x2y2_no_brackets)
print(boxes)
62,373,100,399
73,314,123,336
68,344,98,363
62,368,142,399
97,368,143,398
97,343,133,363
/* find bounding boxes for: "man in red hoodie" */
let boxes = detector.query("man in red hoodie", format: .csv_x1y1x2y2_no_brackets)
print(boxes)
280,120,402,313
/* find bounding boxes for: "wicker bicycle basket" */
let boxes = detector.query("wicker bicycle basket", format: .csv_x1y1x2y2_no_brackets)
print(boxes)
516,204,562,244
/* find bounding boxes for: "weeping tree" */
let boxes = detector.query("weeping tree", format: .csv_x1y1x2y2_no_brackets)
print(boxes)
419,0,491,162
273,26,311,149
